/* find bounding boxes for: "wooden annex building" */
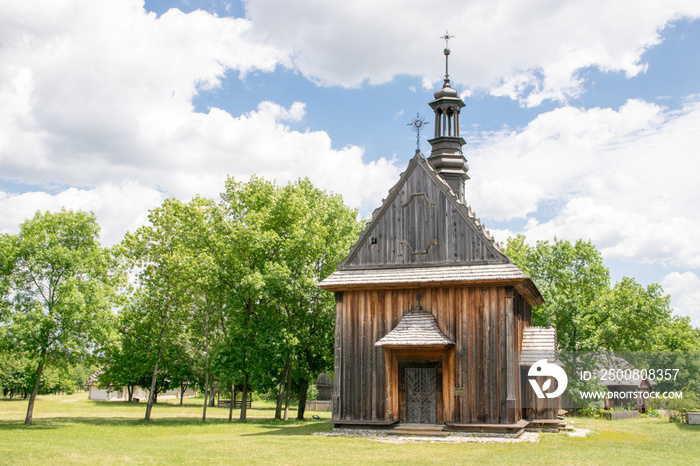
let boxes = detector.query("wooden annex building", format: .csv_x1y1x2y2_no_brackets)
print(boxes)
318,44,560,435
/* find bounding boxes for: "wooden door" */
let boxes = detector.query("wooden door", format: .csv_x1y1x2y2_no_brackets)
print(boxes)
405,367,437,424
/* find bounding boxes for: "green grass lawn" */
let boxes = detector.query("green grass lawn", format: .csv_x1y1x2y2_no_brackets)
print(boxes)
0,393,698,465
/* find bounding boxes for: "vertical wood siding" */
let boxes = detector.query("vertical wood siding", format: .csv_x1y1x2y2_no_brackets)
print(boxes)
344,166,502,268
333,285,533,424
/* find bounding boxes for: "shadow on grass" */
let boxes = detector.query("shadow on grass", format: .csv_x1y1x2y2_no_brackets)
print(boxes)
673,422,700,431
0,414,334,434
241,421,333,436
0,417,141,431
0,421,59,431
88,399,284,412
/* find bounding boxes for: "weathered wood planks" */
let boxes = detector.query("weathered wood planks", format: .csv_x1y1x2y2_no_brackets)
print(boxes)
333,285,535,424
340,158,504,269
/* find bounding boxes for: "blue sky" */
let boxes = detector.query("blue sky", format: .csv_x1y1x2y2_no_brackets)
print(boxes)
1,0,700,326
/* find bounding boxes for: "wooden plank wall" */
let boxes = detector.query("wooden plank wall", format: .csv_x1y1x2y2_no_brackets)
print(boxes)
512,290,529,422
333,285,534,424
345,166,500,268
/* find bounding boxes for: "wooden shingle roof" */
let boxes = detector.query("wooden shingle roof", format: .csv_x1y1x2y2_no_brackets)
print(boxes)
320,263,525,287
520,327,558,366
318,263,544,306
375,309,455,348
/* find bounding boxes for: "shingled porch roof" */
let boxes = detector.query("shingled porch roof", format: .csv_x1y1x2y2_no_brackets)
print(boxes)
375,309,455,348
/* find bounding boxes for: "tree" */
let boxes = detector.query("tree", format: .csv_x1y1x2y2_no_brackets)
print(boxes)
0,350,34,399
504,235,610,351
122,200,195,421
163,336,198,406
505,235,700,352
653,315,700,352
100,308,157,402
0,209,120,424
593,278,673,351
173,197,226,421
217,177,361,420
122,196,225,421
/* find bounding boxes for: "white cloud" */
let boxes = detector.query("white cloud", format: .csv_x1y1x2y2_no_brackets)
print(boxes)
0,0,402,244
467,97,700,268
0,182,165,246
2,0,699,270
244,0,700,104
662,272,700,327
0,0,284,185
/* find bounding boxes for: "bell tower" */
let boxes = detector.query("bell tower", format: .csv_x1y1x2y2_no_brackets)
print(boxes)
427,31,469,202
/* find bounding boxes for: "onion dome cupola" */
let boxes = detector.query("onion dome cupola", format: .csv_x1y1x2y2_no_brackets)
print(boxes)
427,31,469,202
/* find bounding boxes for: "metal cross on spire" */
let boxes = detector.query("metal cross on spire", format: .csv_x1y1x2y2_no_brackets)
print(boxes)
439,30,454,86
408,113,429,152
440,30,454,49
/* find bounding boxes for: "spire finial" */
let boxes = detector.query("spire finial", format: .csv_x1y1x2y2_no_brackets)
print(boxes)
439,30,454,86
408,113,429,152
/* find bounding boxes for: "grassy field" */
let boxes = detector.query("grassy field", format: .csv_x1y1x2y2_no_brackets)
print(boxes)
0,393,698,465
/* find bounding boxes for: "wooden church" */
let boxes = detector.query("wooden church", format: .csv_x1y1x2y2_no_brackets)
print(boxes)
318,41,559,434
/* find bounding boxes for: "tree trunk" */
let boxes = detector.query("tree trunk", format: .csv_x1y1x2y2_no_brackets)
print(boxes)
208,381,216,407
128,385,134,402
297,378,309,420
283,368,292,421
180,382,186,406
25,347,47,425
228,384,235,422
275,361,291,419
239,377,249,422
202,376,210,422
145,321,167,422
202,301,210,422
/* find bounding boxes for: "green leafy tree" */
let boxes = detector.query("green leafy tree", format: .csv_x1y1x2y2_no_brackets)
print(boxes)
0,350,34,399
593,278,673,351
504,235,610,351
122,200,195,421
506,235,700,409
163,336,199,406
504,235,697,352
70,363,98,392
122,196,225,421
37,365,77,395
0,209,120,424
173,196,226,420
100,307,157,402
653,316,700,352
217,177,361,420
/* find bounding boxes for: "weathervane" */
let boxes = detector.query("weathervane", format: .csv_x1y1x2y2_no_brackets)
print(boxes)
439,30,454,86
408,113,430,152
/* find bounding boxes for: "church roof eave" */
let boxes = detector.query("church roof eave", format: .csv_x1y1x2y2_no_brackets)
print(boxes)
319,263,544,307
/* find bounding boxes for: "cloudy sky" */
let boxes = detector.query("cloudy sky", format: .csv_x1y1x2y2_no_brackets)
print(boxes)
2,0,700,326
